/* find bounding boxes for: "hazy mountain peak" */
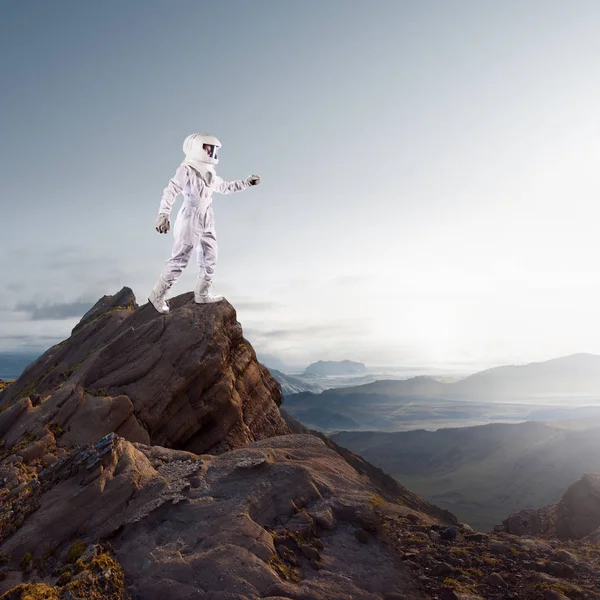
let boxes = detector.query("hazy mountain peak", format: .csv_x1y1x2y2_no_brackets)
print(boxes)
303,359,366,376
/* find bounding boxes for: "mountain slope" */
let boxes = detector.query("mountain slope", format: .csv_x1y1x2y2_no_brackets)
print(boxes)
281,409,457,525
303,353,600,401
257,353,290,371
453,352,600,397
268,369,324,395
333,421,600,532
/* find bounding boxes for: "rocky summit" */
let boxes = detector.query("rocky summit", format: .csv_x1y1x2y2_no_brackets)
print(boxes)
0,287,288,454
1,288,600,600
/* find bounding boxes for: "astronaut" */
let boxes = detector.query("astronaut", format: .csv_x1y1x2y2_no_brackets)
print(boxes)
148,133,260,314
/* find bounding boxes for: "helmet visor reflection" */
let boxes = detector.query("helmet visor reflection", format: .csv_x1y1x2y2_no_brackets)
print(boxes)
203,144,219,159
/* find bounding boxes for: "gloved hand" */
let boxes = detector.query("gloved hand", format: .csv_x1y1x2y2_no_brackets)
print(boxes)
156,213,170,234
246,174,261,186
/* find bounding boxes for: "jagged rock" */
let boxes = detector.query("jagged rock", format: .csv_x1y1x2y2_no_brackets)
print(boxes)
0,433,422,599
0,288,289,455
499,507,554,537
306,502,336,531
498,473,600,541
556,473,600,539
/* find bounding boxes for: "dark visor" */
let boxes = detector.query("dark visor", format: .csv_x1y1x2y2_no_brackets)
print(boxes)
204,145,218,158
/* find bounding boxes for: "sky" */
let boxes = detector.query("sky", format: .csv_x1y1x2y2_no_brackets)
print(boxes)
2,0,600,370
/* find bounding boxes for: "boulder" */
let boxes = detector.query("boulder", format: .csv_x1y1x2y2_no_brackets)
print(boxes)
556,474,600,540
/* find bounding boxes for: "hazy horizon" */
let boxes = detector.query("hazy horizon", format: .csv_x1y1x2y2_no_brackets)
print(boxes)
3,1,600,368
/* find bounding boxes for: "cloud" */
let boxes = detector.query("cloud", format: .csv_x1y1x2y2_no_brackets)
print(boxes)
243,321,367,342
0,334,64,353
15,300,95,321
1,247,127,318
2,245,127,291
4,282,26,293
4,244,101,267
1,334,62,342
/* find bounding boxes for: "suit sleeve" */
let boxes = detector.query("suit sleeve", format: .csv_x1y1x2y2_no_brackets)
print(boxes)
158,164,190,216
213,175,250,195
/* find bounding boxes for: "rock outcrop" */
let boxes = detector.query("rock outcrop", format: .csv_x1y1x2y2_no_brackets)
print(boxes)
496,473,600,542
282,409,458,525
0,287,289,455
557,473,600,540
0,428,431,599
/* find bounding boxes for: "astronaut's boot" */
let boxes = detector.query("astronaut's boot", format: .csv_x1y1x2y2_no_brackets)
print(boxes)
194,278,223,304
148,275,172,314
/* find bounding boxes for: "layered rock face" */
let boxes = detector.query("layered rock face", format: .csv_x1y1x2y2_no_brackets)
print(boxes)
0,287,289,454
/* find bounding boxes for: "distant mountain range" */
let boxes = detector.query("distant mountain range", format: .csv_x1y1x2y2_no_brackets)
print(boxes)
268,370,325,395
452,352,600,398
323,353,600,399
282,353,600,433
303,360,366,376
257,353,291,372
332,418,600,532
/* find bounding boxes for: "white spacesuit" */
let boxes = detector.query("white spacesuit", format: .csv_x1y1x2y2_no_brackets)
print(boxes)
148,133,260,314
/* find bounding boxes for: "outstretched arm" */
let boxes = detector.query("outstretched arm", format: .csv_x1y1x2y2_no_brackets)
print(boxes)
214,174,260,194
158,164,190,216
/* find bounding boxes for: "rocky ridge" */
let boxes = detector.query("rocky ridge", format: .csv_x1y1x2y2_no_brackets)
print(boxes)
0,287,289,454
1,288,600,599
